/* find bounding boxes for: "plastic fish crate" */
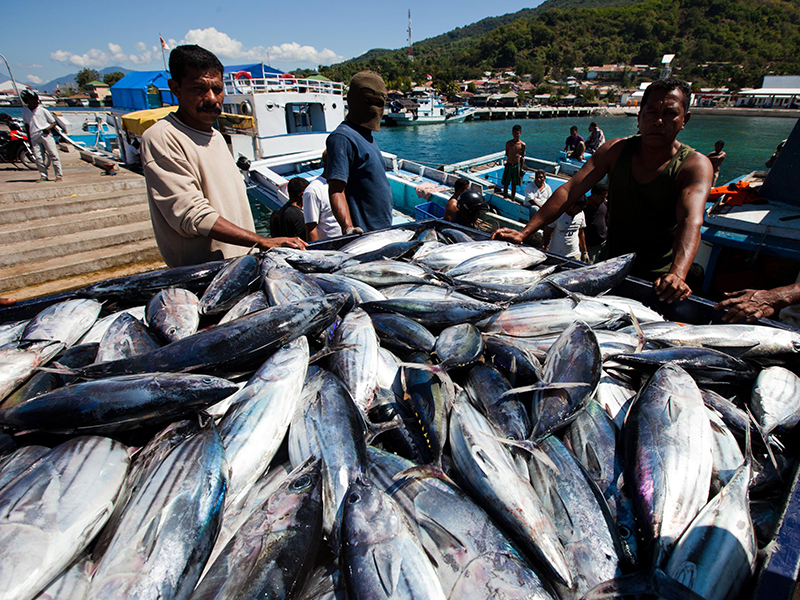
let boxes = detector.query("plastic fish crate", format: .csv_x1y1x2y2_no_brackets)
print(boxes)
414,202,446,221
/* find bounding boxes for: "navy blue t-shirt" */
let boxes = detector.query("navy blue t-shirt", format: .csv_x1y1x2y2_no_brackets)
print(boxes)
326,121,393,231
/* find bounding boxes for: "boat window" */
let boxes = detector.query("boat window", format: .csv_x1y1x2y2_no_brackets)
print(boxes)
285,103,327,133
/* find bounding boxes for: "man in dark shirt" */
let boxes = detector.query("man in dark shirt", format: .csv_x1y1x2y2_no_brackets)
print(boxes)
327,71,393,233
583,182,608,263
271,177,309,241
564,125,585,159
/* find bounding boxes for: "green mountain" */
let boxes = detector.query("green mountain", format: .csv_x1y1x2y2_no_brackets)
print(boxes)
321,0,800,91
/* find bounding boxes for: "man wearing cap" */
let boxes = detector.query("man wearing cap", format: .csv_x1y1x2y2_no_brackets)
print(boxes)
326,71,393,233
20,89,63,182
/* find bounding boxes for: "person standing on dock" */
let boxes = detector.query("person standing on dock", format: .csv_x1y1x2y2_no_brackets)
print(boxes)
502,124,526,200
20,89,63,183
141,45,306,268
326,71,392,234
707,140,726,186
586,122,605,154
493,78,714,304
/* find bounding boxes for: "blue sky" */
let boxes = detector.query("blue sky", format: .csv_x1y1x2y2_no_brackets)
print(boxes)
2,1,545,86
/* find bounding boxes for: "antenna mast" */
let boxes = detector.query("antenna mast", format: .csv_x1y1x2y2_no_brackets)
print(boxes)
408,9,414,61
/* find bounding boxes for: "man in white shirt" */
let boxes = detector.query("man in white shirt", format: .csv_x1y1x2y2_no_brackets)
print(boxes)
542,196,588,261
20,89,63,182
523,170,552,217
303,151,342,241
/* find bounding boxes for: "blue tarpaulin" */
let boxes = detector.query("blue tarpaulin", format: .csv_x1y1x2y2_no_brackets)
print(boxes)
224,63,283,78
110,71,174,112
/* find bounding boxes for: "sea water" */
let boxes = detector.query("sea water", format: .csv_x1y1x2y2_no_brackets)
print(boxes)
375,114,796,185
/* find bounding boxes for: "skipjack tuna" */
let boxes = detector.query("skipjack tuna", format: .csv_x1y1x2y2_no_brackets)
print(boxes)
0,222,797,600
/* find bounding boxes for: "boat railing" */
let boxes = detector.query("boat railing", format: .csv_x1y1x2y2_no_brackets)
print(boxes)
223,75,344,96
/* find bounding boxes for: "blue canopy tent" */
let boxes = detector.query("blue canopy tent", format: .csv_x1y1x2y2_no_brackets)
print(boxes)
224,63,283,78
110,71,174,112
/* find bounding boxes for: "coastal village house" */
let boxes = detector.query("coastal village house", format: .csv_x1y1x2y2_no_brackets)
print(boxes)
735,76,800,109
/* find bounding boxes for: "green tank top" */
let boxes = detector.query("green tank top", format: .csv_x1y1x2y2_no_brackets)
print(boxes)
606,135,694,279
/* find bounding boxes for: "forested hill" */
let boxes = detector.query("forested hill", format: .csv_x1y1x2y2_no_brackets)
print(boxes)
319,0,800,91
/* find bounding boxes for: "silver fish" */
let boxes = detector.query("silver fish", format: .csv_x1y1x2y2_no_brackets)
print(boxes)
78,307,146,345
479,298,624,337
435,322,484,369
341,479,447,600
465,362,529,440
624,364,713,567
0,436,129,600
338,259,444,287
0,319,29,346
329,308,380,414
145,288,200,343
413,240,516,271
458,265,557,286
33,555,93,600
595,370,637,429
750,365,800,436
380,283,472,302
649,323,800,359
339,228,415,255
96,312,160,363
199,254,260,315
0,445,51,491
0,340,64,403
86,424,227,600
22,299,102,348
217,290,269,325
448,392,572,587
707,407,744,493
446,246,547,277
264,265,326,305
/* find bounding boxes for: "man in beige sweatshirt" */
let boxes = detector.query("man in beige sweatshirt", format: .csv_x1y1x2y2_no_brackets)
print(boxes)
142,45,306,268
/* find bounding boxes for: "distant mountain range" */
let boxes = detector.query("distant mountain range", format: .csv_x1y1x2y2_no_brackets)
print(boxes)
321,0,799,91
38,66,131,93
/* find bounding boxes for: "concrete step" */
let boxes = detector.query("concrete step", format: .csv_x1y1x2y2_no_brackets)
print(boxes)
0,176,145,204
0,189,148,226
0,239,162,293
0,222,156,268
0,205,152,244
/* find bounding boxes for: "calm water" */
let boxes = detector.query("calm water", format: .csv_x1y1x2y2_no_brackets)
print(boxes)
375,114,797,184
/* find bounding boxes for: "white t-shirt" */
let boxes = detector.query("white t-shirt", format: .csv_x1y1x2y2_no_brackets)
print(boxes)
547,211,585,259
523,182,552,208
21,105,55,140
302,176,342,240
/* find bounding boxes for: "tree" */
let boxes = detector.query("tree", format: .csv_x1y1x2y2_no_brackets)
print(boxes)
76,68,101,91
103,72,125,87
467,81,478,93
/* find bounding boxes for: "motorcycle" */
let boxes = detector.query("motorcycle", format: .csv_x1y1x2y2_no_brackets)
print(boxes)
0,113,49,170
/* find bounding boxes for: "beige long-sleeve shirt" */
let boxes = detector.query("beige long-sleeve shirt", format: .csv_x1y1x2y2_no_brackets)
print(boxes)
141,112,256,267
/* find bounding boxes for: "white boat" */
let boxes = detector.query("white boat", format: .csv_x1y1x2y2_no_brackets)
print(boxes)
385,90,472,126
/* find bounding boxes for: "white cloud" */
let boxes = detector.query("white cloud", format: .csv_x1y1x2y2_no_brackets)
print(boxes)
135,41,148,52
26,74,43,84
108,43,129,63
17,63,43,69
181,27,343,65
51,42,156,69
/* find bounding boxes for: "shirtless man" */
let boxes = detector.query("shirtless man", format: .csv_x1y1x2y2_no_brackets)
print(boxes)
707,140,726,185
493,78,714,304
502,124,526,199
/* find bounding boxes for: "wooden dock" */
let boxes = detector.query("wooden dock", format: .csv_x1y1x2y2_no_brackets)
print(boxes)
469,106,601,120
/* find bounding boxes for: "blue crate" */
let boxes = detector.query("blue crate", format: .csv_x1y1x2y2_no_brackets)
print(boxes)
414,202,446,221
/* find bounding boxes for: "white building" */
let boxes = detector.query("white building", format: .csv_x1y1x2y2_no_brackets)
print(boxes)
735,76,800,108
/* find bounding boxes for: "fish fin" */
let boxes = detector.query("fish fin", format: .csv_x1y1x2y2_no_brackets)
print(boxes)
308,343,359,364
748,407,779,471
396,361,457,410
372,546,400,597
388,465,458,494
580,569,707,600
364,415,403,445
544,279,581,303
418,513,469,553
498,381,591,399
36,363,77,376
484,433,560,473
628,310,646,353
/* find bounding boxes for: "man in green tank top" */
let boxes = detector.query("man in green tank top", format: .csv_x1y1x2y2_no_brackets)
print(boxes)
493,78,713,304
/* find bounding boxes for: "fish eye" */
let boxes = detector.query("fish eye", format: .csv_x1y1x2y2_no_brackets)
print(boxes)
347,491,362,504
618,524,632,539
168,328,177,336
291,474,312,490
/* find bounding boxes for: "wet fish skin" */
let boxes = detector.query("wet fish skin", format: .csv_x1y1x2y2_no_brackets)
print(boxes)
514,254,634,302
530,320,602,442
440,227,476,244
330,308,380,414
665,458,755,600
192,459,324,600
413,240,516,271
465,362,529,440
0,373,238,434
264,264,326,306
448,393,573,587
479,298,623,338
79,294,346,378
338,259,445,288
435,323,484,369
0,436,129,600
0,445,50,491
482,334,542,386
610,346,757,385
217,290,269,325
308,273,385,311
362,297,500,328
22,299,102,348
344,240,422,265
270,247,350,272
370,312,436,353
648,323,800,360
380,283,472,302
218,337,309,505
367,447,556,600
341,479,447,600
404,351,451,465
750,366,800,436
86,424,227,600
447,246,547,277
595,370,637,429
0,319,28,346
80,260,226,302
0,339,64,403
707,407,744,493
624,364,713,567
96,312,161,363
32,554,93,600
199,254,260,315
145,287,200,343
338,228,416,255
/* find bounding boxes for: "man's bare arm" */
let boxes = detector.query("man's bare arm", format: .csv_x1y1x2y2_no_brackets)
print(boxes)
328,179,354,231
715,283,800,322
305,222,319,242
654,152,713,303
210,216,306,250
493,138,624,243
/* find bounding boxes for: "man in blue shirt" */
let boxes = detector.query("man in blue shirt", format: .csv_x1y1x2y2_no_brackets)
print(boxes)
326,71,393,233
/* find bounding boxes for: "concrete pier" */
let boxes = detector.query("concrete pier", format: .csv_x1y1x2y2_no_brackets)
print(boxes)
470,106,598,120
0,148,163,300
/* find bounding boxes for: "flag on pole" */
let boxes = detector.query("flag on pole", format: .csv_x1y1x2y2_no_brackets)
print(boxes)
160,36,169,51
426,74,432,81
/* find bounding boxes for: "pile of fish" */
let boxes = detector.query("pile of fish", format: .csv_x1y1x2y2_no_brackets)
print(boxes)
0,223,799,600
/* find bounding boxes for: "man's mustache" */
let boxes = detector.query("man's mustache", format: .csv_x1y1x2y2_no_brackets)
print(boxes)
198,104,222,114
